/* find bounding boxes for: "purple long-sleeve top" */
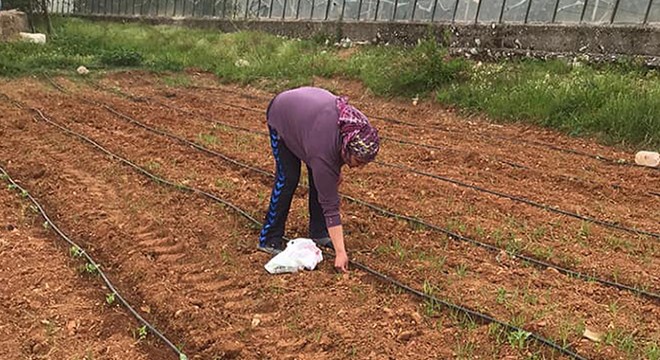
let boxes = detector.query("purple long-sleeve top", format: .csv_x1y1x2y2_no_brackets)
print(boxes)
267,87,344,228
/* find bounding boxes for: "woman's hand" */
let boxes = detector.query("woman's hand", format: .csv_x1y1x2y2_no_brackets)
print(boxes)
328,225,348,272
334,250,349,272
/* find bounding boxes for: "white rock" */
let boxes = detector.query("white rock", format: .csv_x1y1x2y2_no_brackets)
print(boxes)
635,151,659,167
19,32,46,44
234,59,250,68
339,37,353,48
76,66,89,75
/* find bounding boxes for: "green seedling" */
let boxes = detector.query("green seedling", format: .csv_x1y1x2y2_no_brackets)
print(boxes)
434,318,444,332
506,237,523,255
605,235,634,252
69,245,84,257
604,329,616,345
646,342,659,360
459,314,478,330
434,255,447,271
43,221,51,230
212,122,228,131
618,332,637,354
508,329,531,350
215,178,235,191
198,133,218,146
491,228,505,247
374,244,389,256
455,263,468,277
578,222,591,238
530,226,546,241
106,293,116,305
145,161,161,171
220,250,233,265
557,319,581,347
83,263,99,274
247,221,261,231
422,280,438,316
20,189,29,198
523,292,538,305
488,323,506,345
474,225,486,238
134,325,148,341
531,245,554,260
608,300,619,315
455,341,475,359
510,313,528,328
43,319,57,337
612,267,621,283
390,240,406,261
7,184,17,190
496,287,507,305
446,219,467,233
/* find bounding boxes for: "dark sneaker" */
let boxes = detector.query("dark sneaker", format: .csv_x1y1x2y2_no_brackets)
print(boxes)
312,237,334,250
257,238,284,255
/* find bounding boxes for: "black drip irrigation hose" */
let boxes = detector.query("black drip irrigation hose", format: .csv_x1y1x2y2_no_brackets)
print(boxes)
187,85,453,130
339,193,660,301
191,85,660,173
97,82,660,204
23,86,660,301
91,81,462,156
102,108,660,299
159,89,532,170
88,82,660,240
6,98,589,360
349,261,587,359
524,140,660,172
0,166,188,360
145,85,660,199
376,162,660,240
162,96,660,239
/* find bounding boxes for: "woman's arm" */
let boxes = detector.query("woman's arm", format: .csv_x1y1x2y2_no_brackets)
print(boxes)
328,225,349,272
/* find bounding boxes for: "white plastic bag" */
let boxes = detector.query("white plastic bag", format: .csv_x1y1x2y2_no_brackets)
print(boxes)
264,238,323,274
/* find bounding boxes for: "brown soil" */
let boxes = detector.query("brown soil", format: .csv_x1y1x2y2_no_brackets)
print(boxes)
0,72,657,360
0,171,164,358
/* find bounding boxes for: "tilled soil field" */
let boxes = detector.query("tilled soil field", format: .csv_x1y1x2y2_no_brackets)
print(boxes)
0,72,657,360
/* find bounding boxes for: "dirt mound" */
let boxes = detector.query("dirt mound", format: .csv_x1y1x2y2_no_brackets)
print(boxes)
0,10,28,41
